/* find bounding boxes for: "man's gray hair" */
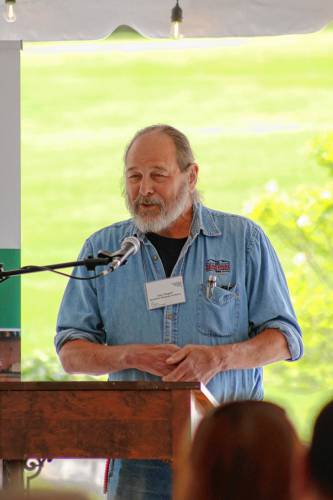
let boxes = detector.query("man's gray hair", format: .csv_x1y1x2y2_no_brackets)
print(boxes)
124,124,196,172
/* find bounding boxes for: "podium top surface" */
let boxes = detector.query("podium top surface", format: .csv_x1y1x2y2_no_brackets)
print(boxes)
0,381,202,391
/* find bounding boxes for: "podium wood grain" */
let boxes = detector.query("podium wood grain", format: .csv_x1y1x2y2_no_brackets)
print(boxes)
0,381,216,461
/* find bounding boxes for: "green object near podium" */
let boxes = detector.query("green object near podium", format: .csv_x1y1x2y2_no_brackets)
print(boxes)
0,249,21,381
0,249,20,330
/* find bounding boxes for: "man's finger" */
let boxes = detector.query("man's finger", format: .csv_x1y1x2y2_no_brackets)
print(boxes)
162,364,189,382
166,347,188,364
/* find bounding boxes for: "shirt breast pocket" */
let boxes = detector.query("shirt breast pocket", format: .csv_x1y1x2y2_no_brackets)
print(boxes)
196,283,240,337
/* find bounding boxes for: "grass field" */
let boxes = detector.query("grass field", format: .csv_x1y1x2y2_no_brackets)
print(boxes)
21,28,333,439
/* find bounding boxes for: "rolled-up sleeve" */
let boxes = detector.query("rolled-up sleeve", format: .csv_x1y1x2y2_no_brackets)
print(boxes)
245,225,303,361
55,240,106,354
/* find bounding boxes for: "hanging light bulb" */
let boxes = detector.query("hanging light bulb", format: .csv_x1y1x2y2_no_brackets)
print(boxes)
3,0,16,23
171,0,183,39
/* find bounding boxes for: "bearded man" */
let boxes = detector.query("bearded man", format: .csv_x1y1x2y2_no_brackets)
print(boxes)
55,124,303,500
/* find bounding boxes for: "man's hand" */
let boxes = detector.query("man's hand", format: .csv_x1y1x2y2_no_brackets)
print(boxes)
126,344,181,377
161,329,291,384
162,345,230,385
59,339,181,377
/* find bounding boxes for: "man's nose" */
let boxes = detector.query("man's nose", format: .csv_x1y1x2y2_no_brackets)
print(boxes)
139,176,154,196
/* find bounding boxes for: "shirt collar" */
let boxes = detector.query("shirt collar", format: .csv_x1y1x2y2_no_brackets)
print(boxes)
190,203,222,238
123,221,145,242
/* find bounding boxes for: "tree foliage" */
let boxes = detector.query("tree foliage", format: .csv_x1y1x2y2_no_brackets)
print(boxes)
311,132,333,174
245,137,333,390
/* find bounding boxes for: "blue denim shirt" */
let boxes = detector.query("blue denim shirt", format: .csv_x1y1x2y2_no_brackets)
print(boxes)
55,204,303,402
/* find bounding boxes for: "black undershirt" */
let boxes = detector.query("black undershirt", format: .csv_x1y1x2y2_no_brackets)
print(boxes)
146,233,187,278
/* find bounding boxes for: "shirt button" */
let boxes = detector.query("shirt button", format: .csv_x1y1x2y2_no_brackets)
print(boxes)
166,313,173,320
153,255,159,261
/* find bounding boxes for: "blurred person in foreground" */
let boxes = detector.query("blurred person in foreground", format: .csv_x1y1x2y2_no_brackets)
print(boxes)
55,124,303,499
175,400,308,500
308,400,333,499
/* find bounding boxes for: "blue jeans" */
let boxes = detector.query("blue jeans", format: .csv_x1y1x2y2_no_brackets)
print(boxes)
107,459,172,500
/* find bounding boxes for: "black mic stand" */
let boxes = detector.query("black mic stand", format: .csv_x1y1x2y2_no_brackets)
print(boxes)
0,255,114,283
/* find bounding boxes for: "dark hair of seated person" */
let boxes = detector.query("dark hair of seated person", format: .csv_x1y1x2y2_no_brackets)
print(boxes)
179,400,303,500
309,400,333,499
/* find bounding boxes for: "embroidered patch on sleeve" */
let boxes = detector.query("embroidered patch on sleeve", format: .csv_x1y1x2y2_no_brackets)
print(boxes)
205,259,231,273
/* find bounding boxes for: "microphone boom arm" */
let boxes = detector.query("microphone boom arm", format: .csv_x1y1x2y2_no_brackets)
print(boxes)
0,237,141,283
0,255,112,283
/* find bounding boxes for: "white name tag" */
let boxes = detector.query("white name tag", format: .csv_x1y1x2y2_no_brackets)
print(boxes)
145,276,186,310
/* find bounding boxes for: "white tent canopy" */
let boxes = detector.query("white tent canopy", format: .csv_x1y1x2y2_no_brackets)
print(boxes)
0,0,333,42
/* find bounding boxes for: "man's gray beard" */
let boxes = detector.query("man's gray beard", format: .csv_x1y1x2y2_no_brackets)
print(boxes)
125,182,192,234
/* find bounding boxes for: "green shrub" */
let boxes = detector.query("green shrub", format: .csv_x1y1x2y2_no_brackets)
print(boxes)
311,132,333,174
245,179,333,390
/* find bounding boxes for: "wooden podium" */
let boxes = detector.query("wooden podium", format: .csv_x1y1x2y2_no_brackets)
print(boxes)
0,381,216,491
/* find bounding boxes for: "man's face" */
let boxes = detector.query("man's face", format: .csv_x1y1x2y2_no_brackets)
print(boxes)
124,132,194,234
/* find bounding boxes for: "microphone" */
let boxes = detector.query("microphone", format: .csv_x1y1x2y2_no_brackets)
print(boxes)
98,236,140,271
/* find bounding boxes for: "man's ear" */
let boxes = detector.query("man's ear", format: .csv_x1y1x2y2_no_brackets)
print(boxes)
188,163,199,189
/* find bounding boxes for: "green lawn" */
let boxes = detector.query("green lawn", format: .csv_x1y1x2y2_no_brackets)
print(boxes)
21,29,333,439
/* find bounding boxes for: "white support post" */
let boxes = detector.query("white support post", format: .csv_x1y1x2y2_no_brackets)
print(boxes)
0,40,22,490
0,41,21,375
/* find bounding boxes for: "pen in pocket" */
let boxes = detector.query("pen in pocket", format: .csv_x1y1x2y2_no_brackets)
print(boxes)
206,275,217,299
220,282,234,291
